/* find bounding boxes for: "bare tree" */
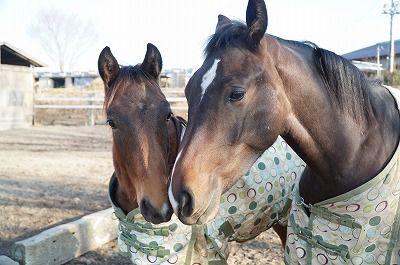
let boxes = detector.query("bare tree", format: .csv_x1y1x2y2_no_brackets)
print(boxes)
27,8,98,72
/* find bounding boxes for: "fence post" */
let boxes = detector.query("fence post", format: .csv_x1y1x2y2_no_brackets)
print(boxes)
87,93,95,126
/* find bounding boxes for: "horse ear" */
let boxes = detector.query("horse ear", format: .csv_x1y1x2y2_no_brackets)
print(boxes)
246,0,268,48
141,43,162,80
98,46,120,88
215,15,232,33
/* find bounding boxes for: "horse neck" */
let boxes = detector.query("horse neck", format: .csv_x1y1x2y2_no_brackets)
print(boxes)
269,37,400,203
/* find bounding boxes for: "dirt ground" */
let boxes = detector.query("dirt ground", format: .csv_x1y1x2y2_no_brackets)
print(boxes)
0,84,284,264
0,125,284,265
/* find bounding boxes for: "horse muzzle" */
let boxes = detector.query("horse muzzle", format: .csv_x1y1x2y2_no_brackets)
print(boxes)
140,198,173,224
171,186,219,225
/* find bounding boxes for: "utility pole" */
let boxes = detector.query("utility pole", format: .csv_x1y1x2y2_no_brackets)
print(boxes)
383,0,400,73
377,44,382,78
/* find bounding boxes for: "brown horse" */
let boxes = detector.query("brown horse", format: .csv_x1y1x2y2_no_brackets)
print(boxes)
169,0,400,262
99,45,298,263
99,44,184,224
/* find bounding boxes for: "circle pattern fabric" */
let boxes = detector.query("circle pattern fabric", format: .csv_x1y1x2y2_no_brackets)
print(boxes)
286,144,400,264
115,136,306,264
205,136,305,243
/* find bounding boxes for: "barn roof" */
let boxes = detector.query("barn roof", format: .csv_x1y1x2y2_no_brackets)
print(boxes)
0,42,46,67
342,39,400,60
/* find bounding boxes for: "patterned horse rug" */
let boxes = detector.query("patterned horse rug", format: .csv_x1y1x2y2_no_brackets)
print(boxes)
285,86,400,265
109,136,305,265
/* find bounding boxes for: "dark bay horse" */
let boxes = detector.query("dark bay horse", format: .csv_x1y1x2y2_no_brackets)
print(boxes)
99,44,182,224
169,0,400,263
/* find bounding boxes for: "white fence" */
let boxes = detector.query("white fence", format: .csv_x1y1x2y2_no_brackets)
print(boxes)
33,97,188,125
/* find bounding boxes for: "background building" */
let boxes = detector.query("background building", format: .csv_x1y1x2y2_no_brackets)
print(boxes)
0,42,45,130
342,39,400,77
35,71,99,89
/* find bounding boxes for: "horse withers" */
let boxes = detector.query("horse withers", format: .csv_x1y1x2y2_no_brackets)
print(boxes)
169,0,400,263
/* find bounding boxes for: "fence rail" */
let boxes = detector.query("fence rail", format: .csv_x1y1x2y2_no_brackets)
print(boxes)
34,97,105,102
34,97,187,106
33,96,188,125
34,105,103,109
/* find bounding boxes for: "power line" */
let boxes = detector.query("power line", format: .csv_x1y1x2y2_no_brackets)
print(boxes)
344,1,382,32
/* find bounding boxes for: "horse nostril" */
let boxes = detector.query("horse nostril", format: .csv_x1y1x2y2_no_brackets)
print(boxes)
140,199,171,224
179,190,194,218
140,199,154,217
141,199,151,212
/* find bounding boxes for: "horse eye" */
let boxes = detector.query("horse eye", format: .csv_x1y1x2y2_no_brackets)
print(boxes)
107,118,117,129
229,91,245,102
166,113,173,123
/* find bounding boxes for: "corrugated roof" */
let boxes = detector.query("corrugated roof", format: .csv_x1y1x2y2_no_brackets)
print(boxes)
342,39,400,60
0,42,46,67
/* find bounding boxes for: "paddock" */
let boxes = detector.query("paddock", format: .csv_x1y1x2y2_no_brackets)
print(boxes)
0,87,284,264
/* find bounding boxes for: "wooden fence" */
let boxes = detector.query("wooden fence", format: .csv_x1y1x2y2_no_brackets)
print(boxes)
33,96,187,126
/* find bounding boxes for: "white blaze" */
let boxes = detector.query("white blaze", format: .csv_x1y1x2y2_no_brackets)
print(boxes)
200,59,221,101
168,149,183,211
168,60,220,212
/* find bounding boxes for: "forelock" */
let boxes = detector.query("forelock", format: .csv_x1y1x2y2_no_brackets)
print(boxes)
204,20,249,59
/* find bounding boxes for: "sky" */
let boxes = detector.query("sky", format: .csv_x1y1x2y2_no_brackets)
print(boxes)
0,0,399,72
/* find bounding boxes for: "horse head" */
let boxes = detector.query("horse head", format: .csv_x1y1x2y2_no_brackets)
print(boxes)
170,0,400,227
99,44,180,224
168,0,291,225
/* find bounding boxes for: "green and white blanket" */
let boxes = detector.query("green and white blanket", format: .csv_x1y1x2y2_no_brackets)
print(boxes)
109,136,305,265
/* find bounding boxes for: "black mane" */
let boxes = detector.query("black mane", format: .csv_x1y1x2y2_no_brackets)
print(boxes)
204,20,373,123
313,46,373,123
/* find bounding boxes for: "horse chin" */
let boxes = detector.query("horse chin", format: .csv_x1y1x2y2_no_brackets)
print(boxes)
177,187,220,225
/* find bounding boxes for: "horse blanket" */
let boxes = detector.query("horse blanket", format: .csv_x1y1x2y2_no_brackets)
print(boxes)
109,136,305,265
285,86,400,265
